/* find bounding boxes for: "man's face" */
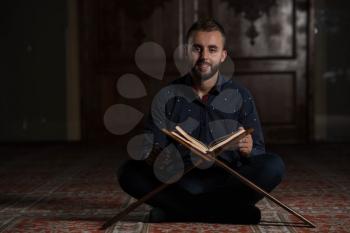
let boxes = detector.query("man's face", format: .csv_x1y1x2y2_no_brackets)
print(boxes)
187,30,227,81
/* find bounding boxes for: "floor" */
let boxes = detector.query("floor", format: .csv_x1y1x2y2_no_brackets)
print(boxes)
0,143,349,233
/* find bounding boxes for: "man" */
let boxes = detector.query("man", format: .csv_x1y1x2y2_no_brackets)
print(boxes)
118,19,285,224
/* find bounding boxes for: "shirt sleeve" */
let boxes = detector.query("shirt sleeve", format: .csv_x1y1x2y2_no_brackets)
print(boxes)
238,89,266,156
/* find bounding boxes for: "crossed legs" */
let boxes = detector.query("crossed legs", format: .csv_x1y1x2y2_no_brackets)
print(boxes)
117,153,285,223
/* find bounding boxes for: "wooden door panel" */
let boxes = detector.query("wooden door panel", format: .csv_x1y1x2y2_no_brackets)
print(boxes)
97,0,182,66
209,0,308,142
235,73,296,124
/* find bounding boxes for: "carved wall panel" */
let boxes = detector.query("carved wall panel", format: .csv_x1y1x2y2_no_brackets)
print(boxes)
212,0,294,58
213,0,308,142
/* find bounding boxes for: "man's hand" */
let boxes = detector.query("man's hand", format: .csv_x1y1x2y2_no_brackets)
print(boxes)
237,127,253,157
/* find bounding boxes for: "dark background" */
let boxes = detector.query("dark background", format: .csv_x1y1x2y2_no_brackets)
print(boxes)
1,0,349,144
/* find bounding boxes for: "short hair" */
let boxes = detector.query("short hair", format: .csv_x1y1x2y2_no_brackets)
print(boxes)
185,18,226,47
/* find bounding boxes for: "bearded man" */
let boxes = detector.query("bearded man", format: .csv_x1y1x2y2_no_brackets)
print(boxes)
117,19,285,224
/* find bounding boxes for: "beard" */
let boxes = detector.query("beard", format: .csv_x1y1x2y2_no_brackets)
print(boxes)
191,59,221,81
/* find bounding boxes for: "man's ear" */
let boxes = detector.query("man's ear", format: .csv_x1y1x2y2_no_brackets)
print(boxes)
221,49,227,62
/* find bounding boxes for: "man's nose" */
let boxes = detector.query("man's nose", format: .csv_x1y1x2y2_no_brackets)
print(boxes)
200,48,209,60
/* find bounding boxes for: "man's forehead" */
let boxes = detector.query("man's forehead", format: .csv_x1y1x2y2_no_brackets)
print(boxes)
189,30,225,47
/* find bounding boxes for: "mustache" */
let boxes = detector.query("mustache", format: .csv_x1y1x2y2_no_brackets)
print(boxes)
195,60,211,66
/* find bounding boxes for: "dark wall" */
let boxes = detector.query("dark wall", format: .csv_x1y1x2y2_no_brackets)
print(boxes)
0,0,67,141
314,0,350,141
1,0,349,143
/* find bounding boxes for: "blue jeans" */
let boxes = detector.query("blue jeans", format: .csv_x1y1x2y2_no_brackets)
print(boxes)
117,153,285,218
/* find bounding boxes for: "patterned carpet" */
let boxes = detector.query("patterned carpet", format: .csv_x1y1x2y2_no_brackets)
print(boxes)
0,144,349,233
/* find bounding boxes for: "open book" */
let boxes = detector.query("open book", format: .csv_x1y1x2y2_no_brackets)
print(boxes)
161,126,254,155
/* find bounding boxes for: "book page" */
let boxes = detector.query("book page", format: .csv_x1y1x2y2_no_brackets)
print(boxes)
175,126,208,152
170,131,208,154
208,128,246,152
208,131,237,147
161,129,212,162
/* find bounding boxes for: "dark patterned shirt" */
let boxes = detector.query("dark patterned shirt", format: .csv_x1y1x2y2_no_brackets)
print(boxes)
145,73,265,167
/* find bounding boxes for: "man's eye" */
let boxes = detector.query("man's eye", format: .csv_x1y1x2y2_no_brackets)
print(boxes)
209,48,217,53
192,46,201,52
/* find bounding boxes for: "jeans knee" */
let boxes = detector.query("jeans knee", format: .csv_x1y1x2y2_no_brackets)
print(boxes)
116,160,155,198
265,153,285,184
117,160,144,192
116,160,133,192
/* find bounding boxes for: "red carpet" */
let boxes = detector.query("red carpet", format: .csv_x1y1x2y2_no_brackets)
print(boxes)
0,144,349,232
